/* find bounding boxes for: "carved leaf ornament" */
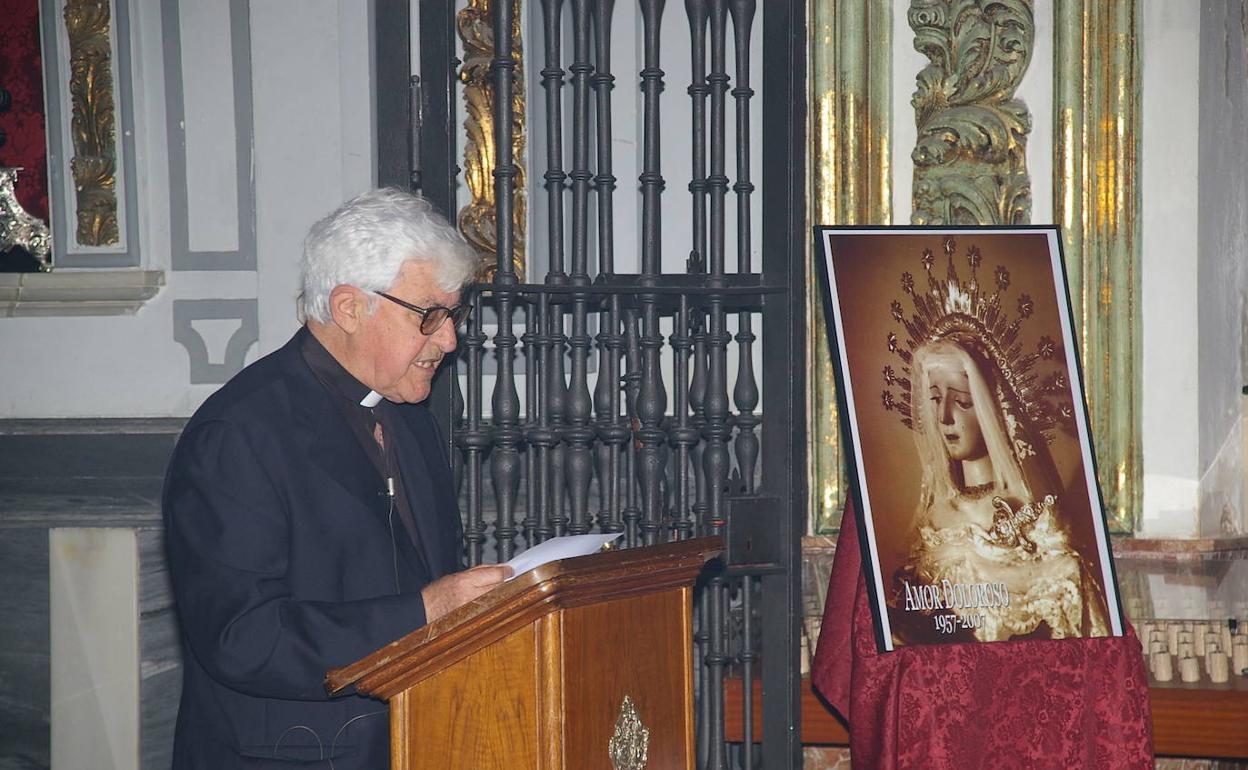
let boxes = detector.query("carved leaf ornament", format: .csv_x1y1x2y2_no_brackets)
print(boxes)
909,0,1034,225
65,0,119,246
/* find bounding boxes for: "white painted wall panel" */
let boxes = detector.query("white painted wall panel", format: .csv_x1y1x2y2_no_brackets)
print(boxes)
1018,0,1054,225
179,0,241,253
1140,0,1201,536
891,4,926,225
250,0,374,356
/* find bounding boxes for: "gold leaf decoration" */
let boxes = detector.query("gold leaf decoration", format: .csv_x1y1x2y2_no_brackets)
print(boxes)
807,0,893,533
64,0,119,246
457,0,526,281
908,0,1034,225
608,695,649,770
1053,1,1141,533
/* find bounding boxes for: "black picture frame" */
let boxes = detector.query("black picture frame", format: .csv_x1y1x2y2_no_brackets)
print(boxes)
814,225,1126,652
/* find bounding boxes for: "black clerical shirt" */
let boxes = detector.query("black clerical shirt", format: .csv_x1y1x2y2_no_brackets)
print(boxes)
300,329,431,584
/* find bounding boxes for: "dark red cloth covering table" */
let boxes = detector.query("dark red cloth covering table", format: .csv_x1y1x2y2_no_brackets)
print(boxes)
812,501,1154,769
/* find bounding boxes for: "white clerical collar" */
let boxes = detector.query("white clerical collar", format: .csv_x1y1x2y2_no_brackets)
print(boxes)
359,390,384,408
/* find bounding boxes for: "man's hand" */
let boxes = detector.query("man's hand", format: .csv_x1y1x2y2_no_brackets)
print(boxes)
421,564,513,623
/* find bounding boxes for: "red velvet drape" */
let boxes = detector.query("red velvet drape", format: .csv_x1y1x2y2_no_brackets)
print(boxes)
0,0,50,221
811,500,1154,769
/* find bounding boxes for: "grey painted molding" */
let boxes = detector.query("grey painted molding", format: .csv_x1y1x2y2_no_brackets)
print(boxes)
40,0,143,268
172,298,259,384
162,0,257,272
0,417,185,436
0,270,164,316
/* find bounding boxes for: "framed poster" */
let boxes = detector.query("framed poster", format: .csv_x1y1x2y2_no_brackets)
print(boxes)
815,226,1124,651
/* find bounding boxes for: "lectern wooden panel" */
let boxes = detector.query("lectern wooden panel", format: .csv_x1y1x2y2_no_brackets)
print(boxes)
391,624,539,769
561,590,694,769
327,538,720,770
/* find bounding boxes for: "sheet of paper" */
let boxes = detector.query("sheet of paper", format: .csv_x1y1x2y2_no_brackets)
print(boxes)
504,533,623,579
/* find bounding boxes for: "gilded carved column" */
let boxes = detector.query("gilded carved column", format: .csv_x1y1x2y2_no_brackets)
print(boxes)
809,0,1140,536
458,0,527,280
64,0,119,246
1054,1,1141,533
807,0,892,533
908,0,1034,225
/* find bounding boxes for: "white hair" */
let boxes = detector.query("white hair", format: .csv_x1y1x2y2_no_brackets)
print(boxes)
300,188,479,323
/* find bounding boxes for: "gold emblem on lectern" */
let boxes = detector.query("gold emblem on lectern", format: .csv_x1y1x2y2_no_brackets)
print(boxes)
608,695,649,770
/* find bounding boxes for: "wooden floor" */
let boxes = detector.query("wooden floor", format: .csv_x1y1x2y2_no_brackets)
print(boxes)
724,676,1248,759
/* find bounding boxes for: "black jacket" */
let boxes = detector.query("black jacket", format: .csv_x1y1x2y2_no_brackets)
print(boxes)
163,328,462,768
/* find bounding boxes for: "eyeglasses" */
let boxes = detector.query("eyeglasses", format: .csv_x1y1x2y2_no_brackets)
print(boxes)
374,291,472,335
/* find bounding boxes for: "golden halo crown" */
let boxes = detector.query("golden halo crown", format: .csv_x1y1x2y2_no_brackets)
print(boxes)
881,236,1074,444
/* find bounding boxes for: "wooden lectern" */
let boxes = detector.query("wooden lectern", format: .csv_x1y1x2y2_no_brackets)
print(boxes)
326,537,721,770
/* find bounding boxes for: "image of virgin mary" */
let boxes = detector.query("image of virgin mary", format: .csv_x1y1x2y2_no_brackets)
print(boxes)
879,238,1111,646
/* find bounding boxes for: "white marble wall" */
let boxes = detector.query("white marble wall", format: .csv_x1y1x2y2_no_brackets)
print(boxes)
50,529,140,770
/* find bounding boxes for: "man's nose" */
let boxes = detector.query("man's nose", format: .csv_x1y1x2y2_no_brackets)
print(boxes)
433,317,458,353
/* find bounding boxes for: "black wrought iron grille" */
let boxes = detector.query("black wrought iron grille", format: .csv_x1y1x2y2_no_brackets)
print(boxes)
404,1,806,767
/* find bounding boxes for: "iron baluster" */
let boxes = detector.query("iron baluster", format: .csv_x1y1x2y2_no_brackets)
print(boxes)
540,0,570,541
704,0,732,525
689,310,709,537
450,349,465,515
593,308,613,535
460,292,489,566
489,310,522,560
636,297,668,547
637,0,668,547
704,2,732,767
595,299,627,535
568,0,592,287
741,575,756,769
729,0,759,494
685,0,711,542
684,2,713,762
687,0,711,273
491,0,519,285
564,0,594,535
707,0,729,278
670,293,696,540
523,300,541,547
539,0,571,536
694,584,711,769
547,302,570,537
566,305,594,536
592,0,621,536
488,0,521,561
539,0,566,281
608,294,627,536
532,293,559,543
592,0,617,276
621,309,643,547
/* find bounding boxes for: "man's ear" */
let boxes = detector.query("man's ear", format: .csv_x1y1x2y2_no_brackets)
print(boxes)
328,285,366,333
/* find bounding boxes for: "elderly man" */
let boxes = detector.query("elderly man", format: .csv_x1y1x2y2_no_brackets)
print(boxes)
163,189,510,769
